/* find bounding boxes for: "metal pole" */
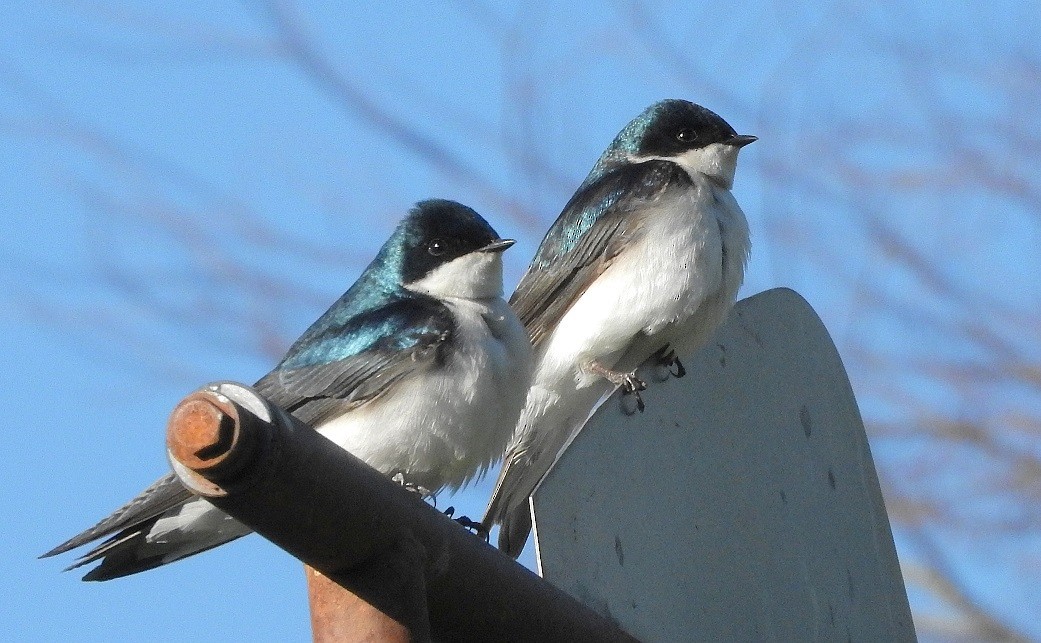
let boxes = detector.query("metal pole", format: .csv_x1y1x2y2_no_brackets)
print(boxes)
166,381,638,642
306,566,411,643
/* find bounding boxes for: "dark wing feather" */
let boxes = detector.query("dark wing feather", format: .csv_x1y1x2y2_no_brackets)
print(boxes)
73,525,238,581
255,296,454,427
43,294,452,578
40,473,192,559
510,160,690,346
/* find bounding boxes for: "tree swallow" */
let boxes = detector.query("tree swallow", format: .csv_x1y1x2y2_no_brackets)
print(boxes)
43,199,533,580
482,100,755,558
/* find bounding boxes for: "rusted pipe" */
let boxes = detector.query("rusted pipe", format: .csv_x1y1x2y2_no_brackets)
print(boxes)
166,381,638,642
306,566,411,643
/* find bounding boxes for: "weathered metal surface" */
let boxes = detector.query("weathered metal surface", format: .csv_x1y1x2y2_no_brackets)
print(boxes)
533,288,915,642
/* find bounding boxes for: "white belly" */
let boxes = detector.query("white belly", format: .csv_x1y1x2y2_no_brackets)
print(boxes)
316,297,532,494
536,178,749,389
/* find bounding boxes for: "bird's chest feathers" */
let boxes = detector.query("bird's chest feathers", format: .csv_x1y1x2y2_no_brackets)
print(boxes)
440,300,511,389
537,180,749,378
615,181,747,323
317,298,528,491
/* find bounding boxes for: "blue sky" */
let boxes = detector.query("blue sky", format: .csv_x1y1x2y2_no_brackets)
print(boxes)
3,1,1039,640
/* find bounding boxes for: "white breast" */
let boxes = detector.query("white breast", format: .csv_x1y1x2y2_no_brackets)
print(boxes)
316,296,532,494
535,172,749,389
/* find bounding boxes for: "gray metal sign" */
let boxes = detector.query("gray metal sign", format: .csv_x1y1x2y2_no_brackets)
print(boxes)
532,288,915,641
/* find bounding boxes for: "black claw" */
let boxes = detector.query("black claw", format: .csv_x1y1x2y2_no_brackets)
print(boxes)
453,515,490,541
442,507,489,539
393,473,433,500
619,373,647,413
621,386,646,413
620,370,645,409
658,348,686,379
671,357,686,378
622,374,646,393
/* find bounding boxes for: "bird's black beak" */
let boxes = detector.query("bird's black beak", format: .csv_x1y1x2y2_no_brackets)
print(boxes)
480,238,515,253
725,134,758,148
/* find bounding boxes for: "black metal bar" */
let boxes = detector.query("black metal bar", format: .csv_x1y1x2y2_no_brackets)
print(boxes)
166,381,639,642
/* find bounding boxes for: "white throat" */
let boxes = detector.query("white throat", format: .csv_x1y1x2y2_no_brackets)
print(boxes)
405,251,504,300
636,142,741,190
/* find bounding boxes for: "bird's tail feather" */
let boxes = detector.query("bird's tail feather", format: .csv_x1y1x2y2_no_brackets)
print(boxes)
483,379,614,558
75,523,246,581
40,473,193,559
44,486,251,581
496,504,533,559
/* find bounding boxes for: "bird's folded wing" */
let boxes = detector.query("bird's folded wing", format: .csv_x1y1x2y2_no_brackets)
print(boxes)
256,297,454,427
510,160,688,347
44,296,453,562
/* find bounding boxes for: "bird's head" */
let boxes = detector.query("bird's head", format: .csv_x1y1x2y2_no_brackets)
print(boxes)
387,199,513,300
601,99,756,189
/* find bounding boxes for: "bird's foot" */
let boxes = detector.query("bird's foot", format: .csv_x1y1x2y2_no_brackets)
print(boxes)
657,347,686,379
587,360,646,413
443,507,490,541
391,472,432,500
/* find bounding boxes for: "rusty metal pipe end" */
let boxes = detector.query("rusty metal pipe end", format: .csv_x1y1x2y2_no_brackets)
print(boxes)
167,388,270,497
168,395,238,468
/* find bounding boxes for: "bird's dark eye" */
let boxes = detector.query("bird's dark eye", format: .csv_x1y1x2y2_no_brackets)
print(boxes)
677,128,697,143
427,238,448,256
